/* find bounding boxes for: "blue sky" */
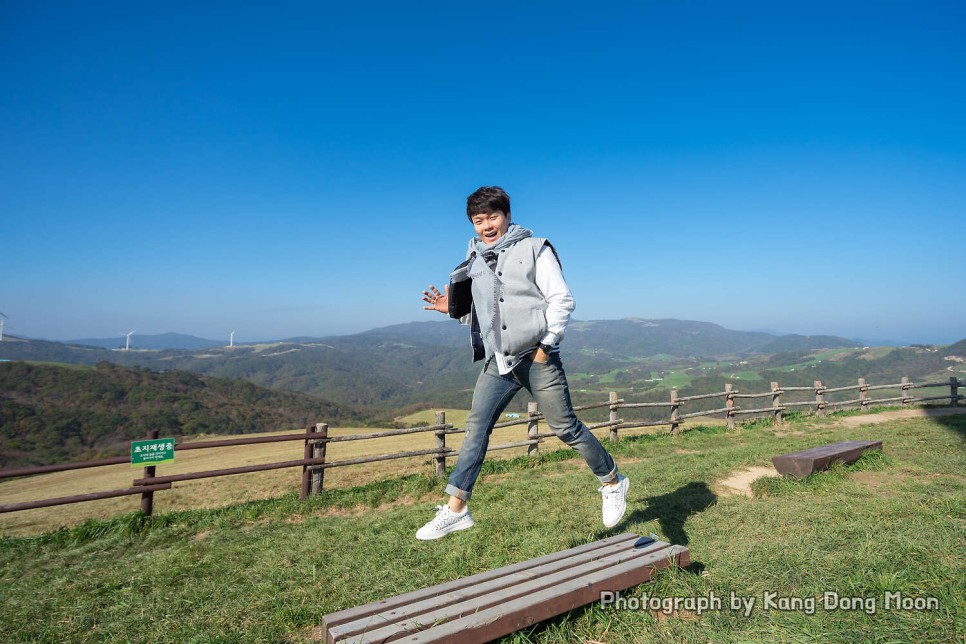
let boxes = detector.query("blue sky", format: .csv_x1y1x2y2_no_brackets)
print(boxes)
1,1,963,344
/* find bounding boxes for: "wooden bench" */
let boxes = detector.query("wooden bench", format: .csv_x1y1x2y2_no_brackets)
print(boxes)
321,532,690,643
772,440,883,478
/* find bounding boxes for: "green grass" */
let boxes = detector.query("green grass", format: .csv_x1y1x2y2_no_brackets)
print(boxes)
1,411,963,642
659,370,693,389
724,370,763,381
597,369,626,384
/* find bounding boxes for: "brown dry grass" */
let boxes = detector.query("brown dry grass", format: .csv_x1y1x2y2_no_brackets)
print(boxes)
0,419,606,536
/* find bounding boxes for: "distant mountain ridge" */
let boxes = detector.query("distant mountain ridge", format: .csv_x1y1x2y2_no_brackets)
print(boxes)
47,320,872,354
67,332,224,350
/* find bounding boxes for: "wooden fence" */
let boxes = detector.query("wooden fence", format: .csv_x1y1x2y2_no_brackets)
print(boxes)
0,376,960,516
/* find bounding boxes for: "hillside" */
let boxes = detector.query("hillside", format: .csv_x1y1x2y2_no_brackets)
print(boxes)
1,320,959,418
0,319,861,409
0,361,365,468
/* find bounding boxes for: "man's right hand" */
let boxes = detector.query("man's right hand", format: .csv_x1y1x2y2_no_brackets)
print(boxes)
421,284,449,314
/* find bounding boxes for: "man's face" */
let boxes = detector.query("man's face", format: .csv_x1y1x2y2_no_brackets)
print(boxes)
471,210,511,245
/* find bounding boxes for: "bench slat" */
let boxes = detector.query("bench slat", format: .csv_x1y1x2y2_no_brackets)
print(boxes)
403,544,690,643
322,535,689,644
323,531,638,632
328,536,653,642
336,541,678,643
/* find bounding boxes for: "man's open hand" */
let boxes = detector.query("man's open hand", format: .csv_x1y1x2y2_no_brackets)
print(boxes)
421,284,449,314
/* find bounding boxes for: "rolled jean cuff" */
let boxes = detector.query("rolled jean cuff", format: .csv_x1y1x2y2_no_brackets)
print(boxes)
596,466,619,484
445,483,471,501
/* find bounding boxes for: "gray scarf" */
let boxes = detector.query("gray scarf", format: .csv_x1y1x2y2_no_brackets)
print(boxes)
470,223,533,273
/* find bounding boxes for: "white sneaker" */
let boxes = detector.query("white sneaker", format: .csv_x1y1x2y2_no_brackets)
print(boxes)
416,505,475,540
599,474,629,528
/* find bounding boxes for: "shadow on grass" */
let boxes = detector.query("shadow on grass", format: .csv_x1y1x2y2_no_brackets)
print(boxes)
623,480,716,547
929,407,966,441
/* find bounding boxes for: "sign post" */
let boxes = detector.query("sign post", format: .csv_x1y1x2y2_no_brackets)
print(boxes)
132,432,173,516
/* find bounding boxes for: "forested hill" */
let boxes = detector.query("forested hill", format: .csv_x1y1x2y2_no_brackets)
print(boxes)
0,362,365,469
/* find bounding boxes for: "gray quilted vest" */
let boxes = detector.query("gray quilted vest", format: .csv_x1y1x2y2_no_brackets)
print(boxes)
466,237,555,368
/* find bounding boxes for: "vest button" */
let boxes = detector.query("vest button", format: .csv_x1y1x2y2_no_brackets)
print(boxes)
502,325,507,330
499,297,504,302
497,271,502,276
503,351,509,356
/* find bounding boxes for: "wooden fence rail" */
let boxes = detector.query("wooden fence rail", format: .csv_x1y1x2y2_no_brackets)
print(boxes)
0,376,961,516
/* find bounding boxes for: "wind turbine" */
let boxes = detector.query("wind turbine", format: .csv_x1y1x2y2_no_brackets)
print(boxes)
229,331,235,348
125,330,135,351
0,312,7,342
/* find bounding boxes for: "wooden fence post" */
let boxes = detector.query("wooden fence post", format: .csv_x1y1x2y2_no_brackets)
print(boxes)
670,388,680,434
814,380,825,418
527,402,539,456
859,378,869,411
771,381,782,425
952,377,960,407
300,425,313,500
310,423,328,494
140,429,159,516
901,377,910,405
434,412,446,478
725,383,736,430
608,392,619,441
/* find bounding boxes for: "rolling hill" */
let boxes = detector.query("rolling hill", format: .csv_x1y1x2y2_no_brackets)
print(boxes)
0,361,365,468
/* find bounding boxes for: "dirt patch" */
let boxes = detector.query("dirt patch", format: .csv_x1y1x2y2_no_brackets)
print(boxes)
651,608,701,621
772,430,805,437
851,471,899,495
192,530,211,541
320,495,423,518
836,407,965,428
618,456,650,465
715,466,777,497
292,625,326,642
851,470,961,491
673,448,699,455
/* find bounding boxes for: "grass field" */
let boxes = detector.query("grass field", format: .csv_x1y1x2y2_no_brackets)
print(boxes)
0,408,962,642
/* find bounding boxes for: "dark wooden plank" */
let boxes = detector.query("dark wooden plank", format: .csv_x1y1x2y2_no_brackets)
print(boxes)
404,544,690,643
322,532,638,635
328,541,668,642
335,540,687,644
331,539,651,638
772,440,883,478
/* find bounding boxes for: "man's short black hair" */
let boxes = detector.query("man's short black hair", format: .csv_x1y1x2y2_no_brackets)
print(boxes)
466,186,510,219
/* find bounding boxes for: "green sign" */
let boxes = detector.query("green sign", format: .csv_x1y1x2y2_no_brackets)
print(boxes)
131,437,175,468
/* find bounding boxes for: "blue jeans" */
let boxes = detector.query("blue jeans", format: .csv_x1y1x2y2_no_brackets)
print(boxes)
445,351,618,501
